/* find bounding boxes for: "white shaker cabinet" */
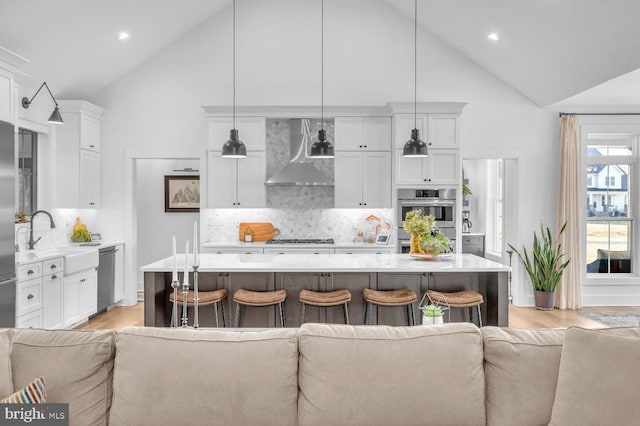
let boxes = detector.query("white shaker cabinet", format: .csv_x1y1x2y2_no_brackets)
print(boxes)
16,257,64,329
335,117,391,151
55,100,105,209
0,67,15,124
335,151,391,208
63,268,97,327
207,150,265,208
394,148,459,185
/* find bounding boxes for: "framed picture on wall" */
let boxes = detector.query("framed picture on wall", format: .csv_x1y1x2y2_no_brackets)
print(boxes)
164,175,200,212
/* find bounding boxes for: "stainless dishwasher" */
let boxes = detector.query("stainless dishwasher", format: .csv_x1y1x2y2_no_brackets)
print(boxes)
95,246,117,316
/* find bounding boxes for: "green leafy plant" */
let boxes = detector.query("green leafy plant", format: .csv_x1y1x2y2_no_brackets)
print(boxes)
421,304,444,317
420,231,452,255
402,210,434,236
402,210,452,255
462,183,472,196
508,223,571,292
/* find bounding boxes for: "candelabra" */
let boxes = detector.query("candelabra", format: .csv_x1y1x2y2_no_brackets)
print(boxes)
192,265,200,328
507,250,514,304
171,278,180,328
181,274,190,328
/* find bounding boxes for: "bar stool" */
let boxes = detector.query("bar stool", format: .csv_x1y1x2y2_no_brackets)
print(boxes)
299,289,352,324
363,288,418,326
169,289,228,327
425,289,484,327
233,289,287,327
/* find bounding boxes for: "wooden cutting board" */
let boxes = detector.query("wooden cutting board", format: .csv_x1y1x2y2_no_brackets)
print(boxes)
238,222,280,242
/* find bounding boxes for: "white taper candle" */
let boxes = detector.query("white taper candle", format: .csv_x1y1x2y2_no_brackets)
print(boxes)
172,236,178,281
184,241,190,285
193,221,199,267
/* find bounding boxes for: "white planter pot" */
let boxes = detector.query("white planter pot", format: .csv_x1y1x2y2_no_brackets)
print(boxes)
422,315,444,325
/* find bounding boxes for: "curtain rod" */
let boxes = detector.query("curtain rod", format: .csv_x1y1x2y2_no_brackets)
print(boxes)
559,112,640,117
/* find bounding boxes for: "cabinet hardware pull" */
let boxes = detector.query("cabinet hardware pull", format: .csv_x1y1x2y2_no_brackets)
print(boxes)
359,145,362,148
89,202,95,206
27,270,34,274
423,178,427,182
364,145,367,148
364,203,367,206
89,144,95,148
80,279,86,283
51,275,57,280
428,178,431,182
225,272,230,277
50,264,56,269
27,294,34,299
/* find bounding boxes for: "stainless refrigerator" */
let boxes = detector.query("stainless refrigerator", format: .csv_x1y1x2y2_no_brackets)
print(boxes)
0,120,15,327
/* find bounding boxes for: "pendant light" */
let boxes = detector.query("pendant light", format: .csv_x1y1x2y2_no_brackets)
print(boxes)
402,0,428,158
310,0,335,159
222,0,247,158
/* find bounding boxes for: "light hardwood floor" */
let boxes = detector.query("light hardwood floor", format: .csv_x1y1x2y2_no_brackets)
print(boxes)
75,302,640,331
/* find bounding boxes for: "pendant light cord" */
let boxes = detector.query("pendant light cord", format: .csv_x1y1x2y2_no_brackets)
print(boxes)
414,0,417,130
321,0,324,131
233,0,236,130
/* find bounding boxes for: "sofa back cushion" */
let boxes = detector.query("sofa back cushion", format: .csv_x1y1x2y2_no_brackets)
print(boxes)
0,330,13,397
549,327,640,426
298,323,485,426
109,327,299,426
482,326,565,426
10,329,116,426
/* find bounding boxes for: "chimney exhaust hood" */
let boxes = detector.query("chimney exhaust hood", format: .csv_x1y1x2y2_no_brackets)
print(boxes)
265,118,333,186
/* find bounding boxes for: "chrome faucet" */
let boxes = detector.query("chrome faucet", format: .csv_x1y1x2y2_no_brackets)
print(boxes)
28,210,56,250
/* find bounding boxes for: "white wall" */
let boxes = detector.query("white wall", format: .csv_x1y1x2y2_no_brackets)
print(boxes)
93,0,557,306
135,159,199,293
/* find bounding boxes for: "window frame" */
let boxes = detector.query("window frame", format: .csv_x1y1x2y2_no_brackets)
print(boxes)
17,128,38,215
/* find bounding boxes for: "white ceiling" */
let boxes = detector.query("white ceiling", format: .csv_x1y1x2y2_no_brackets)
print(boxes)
2,0,640,107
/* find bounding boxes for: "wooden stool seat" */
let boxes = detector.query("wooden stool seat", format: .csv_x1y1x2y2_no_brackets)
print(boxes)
425,290,483,307
299,289,352,307
363,288,418,306
233,289,287,306
169,289,228,305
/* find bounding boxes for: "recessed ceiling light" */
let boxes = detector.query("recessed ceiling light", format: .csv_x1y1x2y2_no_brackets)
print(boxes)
118,32,130,41
488,32,500,42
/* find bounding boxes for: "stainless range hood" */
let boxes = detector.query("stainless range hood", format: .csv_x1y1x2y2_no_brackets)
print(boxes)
265,118,333,186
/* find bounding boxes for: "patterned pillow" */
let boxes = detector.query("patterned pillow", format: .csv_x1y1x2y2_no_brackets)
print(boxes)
1,376,46,404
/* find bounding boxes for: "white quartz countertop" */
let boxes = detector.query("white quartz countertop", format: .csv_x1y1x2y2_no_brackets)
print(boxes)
15,241,124,265
141,253,509,273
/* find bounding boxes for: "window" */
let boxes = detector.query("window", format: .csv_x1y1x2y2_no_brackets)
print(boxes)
486,159,504,256
585,134,634,275
17,128,37,215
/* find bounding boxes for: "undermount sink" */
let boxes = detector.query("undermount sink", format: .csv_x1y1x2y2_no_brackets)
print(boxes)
52,247,99,275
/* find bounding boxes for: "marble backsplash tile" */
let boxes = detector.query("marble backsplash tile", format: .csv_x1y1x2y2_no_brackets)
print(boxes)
203,208,394,243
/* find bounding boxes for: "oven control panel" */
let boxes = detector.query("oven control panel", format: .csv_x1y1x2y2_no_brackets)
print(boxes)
415,189,439,198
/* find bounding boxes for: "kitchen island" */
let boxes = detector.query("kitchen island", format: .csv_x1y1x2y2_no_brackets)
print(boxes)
142,253,510,328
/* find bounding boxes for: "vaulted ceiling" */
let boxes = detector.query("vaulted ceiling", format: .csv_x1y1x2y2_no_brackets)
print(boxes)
2,0,639,107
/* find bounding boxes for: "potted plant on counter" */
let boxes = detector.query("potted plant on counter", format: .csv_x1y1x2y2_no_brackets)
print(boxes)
402,210,452,258
508,223,570,310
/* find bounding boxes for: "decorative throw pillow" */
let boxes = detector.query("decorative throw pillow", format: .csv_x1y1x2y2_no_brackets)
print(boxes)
549,327,640,426
1,376,46,404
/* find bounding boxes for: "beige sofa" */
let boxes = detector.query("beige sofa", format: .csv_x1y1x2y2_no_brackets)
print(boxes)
2,323,640,426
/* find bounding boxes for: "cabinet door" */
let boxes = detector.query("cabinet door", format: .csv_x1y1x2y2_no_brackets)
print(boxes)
394,149,426,185
394,114,426,149
236,151,265,208
363,117,391,150
81,271,98,318
80,115,101,151
334,117,363,151
63,274,83,327
334,151,363,207
113,245,125,303
225,272,276,327
276,272,324,327
208,117,265,151
328,272,376,325
427,149,459,185
362,151,391,208
207,151,237,207
80,149,100,208
428,114,458,148
42,272,63,329
16,277,42,317
375,273,425,326
0,68,14,124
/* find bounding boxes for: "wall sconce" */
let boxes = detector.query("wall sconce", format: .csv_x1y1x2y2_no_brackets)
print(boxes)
21,81,64,124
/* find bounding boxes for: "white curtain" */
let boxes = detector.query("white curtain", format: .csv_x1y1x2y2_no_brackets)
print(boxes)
556,115,582,309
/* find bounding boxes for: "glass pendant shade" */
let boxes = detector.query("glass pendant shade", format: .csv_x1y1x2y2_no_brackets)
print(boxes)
47,106,64,124
402,128,428,157
221,129,247,158
310,129,335,158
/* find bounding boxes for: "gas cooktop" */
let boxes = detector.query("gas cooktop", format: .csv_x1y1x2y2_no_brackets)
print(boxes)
266,238,335,245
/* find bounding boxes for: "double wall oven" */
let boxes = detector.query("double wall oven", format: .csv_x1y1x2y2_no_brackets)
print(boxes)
397,188,456,253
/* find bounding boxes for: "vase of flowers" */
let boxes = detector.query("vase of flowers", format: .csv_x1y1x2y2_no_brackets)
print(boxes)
402,210,452,256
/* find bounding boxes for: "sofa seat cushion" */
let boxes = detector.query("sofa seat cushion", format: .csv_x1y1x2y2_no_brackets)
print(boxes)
10,329,116,426
298,323,485,426
549,327,640,426
0,330,13,397
109,327,299,426
482,326,566,426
